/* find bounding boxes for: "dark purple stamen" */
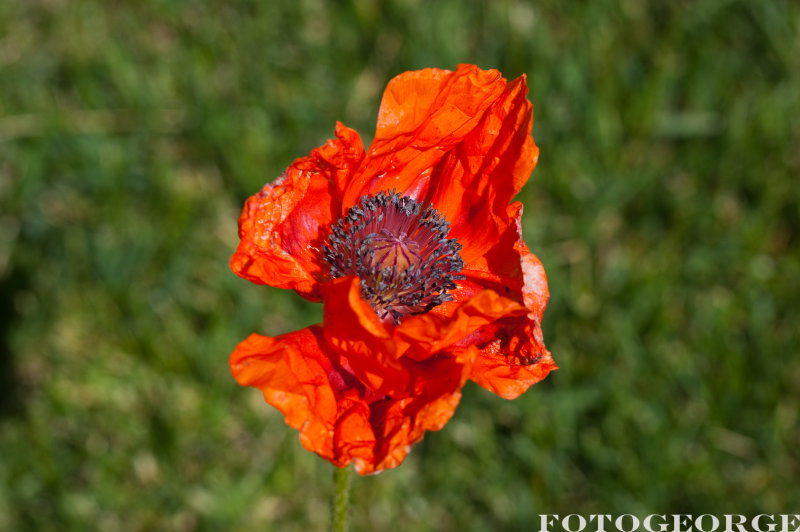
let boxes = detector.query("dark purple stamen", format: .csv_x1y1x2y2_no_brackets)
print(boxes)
323,190,464,324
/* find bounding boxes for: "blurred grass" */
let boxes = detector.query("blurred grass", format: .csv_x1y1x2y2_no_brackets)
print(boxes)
1,0,799,530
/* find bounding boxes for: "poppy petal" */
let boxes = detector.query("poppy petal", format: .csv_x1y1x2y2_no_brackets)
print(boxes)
353,345,473,474
341,64,537,272
395,288,526,362
230,325,472,475
429,75,538,267
230,122,365,299
322,276,527,376
341,64,507,209
230,327,374,467
320,277,411,396
460,202,557,399
468,320,557,399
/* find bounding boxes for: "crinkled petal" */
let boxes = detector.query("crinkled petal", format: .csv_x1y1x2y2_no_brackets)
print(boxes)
230,122,365,299
322,276,528,391
395,289,526,362
456,202,557,399
230,327,374,467
341,64,508,209
468,319,557,399
428,75,538,266
341,64,537,270
321,277,410,395
230,325,471,475
354,346,472,474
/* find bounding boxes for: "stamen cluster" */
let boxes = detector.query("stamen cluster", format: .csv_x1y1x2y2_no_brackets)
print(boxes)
323,190,464,324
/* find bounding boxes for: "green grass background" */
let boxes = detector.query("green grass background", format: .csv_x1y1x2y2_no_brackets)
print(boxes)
1,1,798,530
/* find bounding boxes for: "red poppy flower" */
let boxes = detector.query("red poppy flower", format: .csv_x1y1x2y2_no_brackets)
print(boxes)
230,64,556,475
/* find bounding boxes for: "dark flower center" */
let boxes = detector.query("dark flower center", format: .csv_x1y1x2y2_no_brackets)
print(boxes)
323,191,464,324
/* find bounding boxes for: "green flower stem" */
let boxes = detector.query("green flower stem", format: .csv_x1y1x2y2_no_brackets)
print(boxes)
331,466,351,532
